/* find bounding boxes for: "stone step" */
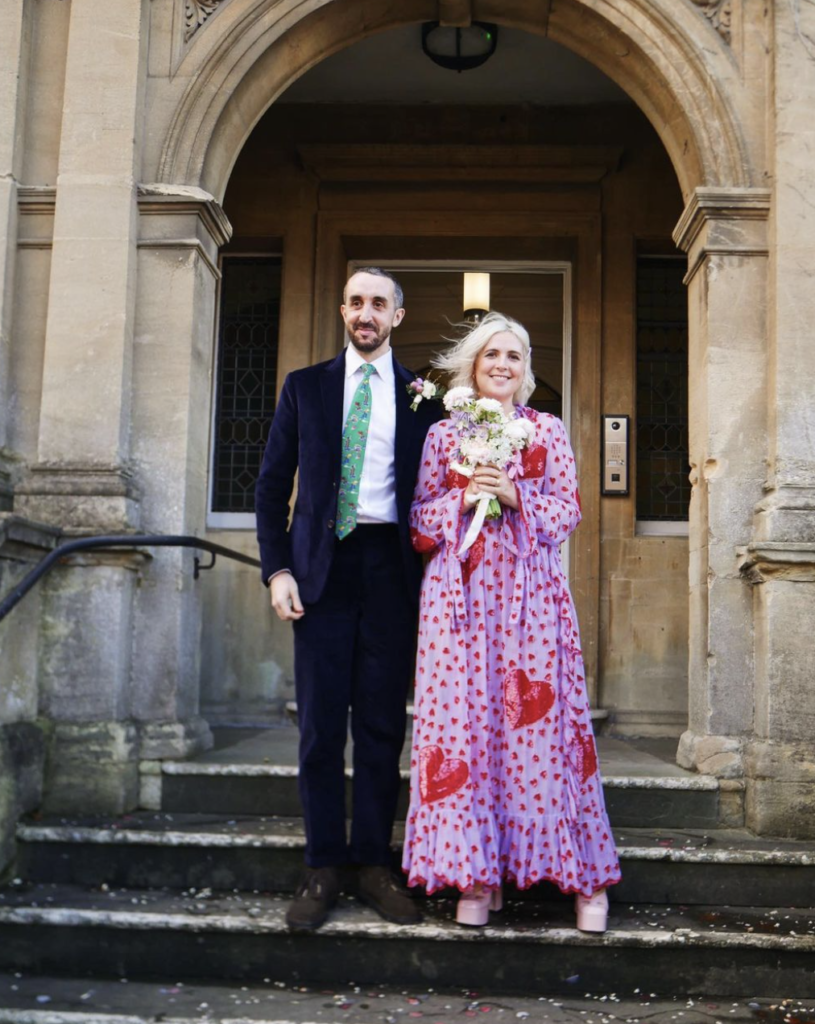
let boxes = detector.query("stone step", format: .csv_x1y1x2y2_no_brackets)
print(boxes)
16,814,815,907
0,971,787,1024
0,882,813,997
150,760,730,829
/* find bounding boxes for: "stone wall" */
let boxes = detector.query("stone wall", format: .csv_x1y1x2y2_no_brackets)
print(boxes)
0,516,59,876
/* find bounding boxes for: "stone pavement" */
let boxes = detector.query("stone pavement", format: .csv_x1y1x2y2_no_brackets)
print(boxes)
0,973,813,1024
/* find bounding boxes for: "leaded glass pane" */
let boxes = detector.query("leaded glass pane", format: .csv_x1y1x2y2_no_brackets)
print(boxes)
636,257,690,521
211,256,281,513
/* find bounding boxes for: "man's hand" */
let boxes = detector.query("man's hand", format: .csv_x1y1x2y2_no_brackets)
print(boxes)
270,572,305,621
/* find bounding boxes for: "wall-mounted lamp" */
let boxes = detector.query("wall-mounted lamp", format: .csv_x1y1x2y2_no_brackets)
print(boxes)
463,272,490,323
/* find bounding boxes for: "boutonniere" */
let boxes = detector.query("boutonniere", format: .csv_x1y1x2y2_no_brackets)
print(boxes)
406,375,446,412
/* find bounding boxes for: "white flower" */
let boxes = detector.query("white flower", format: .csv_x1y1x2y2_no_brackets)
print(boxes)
422,381,437,399
474,397,503,415
460,440,493,464
444,386,474,411
504,419,536,443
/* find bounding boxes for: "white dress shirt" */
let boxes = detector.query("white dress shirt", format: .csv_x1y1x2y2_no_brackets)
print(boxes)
343,346,397,524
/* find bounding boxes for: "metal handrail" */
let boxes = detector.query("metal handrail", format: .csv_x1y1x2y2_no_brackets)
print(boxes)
0,534,261,624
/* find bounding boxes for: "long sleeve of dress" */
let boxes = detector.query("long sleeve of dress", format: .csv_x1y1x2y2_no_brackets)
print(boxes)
515,415,582,548
409,423,469,555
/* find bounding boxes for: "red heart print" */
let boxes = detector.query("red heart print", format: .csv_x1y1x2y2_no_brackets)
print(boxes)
446,467,470,490
522,444,548,478
504,668,555,728
410,528,436,554
462,533,486,585
419,745,469,803
574,732,598,782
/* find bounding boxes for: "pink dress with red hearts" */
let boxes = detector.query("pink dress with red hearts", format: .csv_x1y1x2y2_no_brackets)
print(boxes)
402,409,621,897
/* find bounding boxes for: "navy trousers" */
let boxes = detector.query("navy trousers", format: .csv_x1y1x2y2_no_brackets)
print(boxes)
292,524,416,867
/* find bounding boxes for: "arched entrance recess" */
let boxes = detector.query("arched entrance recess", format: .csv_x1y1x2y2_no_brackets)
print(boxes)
157,0,754,199
142,0,788,831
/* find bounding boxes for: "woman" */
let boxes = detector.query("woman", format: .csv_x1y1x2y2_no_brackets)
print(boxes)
402,312,620,930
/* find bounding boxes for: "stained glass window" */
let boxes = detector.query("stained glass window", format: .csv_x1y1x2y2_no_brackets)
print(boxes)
211,256,281,514
636,256,690,521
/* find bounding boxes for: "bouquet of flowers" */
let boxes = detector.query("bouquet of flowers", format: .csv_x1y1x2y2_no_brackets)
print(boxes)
406,376,445,411
443,386,536,556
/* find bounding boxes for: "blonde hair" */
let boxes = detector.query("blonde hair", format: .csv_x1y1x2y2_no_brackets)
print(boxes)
432,311,536,405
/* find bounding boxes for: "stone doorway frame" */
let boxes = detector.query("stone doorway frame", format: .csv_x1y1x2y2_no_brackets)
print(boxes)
142,0,781,824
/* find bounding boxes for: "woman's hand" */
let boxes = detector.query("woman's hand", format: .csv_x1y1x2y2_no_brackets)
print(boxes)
466,465,519,510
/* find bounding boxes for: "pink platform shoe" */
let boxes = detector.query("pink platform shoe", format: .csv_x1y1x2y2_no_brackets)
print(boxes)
575,889,609,932
456,886,503,926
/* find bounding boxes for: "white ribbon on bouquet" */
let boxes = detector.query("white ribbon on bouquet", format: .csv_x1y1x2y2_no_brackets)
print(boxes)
458,491,493,558
452,461,500,558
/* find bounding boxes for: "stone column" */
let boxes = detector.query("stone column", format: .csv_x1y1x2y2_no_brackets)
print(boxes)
0,0,28,509
14,0,148,814
673,188,771,780
130,185,231,760
740,2,815,838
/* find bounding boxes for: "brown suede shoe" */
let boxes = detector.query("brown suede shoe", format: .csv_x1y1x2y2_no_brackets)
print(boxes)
356,865,422,925
285,866,341,931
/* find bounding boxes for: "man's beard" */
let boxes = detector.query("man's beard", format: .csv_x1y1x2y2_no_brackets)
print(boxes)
347,322,390,354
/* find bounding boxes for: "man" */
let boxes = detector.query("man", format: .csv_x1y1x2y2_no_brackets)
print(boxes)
255,268,440,931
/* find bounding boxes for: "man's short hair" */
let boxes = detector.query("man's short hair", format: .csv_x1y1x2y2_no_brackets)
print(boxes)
345,267,404,310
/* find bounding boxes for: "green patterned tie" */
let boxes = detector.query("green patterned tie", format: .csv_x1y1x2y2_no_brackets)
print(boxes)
336,363,376,539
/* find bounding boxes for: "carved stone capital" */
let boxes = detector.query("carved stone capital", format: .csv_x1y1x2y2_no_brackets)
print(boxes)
738,542,815,584
137,183,233,278
15,465,140,534
673,187,771,282
752,484,815,546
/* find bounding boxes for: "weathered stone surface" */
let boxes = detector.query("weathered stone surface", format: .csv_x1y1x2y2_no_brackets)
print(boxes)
672,190,771,783
0,0,26,480
3,892,815,997
0,735,12,878
0,516,60,726
129,191,230,733
42,722,139,816
0,721,45,878
35,0,146,475
743,739,815,838
139,716,213,761
38,560,138,723
14,466,140,534
676,733,745,780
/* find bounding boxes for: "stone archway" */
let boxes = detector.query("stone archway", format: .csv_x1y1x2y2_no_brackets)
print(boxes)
137,0,808,834
154,0,755,200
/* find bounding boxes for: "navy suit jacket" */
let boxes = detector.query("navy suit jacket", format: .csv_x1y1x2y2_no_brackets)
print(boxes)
255,350,442,606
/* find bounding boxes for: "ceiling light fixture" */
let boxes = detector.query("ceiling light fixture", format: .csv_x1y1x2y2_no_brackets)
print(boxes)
421,22,498,73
